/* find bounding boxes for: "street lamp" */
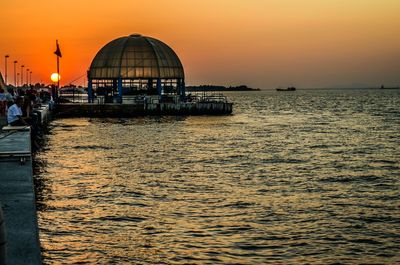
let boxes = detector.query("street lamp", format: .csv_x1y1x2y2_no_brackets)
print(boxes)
17,73,20,87
20,65,24,86
30,71,32,85
26,68,29,86
4,55,9,85
13,60,17,87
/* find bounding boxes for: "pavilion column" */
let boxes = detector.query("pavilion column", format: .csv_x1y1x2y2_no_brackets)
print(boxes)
87,76,93,103
147,79,153,92
177,79,184,100
177,79,185,100
157,78,162,96
177,79,181,96
117,77,123,103
181,79,185,98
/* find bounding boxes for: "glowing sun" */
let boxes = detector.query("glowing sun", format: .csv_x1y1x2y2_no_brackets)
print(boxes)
50,73,61,82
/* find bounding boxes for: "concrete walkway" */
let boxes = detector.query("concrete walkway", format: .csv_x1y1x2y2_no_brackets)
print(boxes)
0,129,41,264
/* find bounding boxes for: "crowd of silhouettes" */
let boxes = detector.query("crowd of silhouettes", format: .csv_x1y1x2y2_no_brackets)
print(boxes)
1,86,53,150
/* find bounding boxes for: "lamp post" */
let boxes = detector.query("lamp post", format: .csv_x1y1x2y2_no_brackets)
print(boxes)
4,55,9,85
30,71,32,85
17,73,20,87
26,68,29,86
20,65,24,86
13,60,17,87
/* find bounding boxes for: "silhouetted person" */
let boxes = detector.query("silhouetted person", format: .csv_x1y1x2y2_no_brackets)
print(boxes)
7,97,28,126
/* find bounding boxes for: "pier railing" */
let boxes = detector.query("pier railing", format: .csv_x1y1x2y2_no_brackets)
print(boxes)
58,91,87,103
59,91,229,105
186,91,229,103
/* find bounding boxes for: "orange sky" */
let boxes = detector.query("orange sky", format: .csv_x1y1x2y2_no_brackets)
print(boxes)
1,0,399,88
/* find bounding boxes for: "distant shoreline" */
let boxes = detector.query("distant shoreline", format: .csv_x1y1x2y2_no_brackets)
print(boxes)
186,85,260,92
185,86,399,92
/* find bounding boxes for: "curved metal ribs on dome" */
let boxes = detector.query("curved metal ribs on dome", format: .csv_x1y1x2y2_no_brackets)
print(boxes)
88,34,185,102
89,35,184,79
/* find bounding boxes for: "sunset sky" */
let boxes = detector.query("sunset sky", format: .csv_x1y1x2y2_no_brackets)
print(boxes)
1,0,399,89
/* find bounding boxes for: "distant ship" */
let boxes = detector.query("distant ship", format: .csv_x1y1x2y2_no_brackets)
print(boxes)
380,85,399,90
276,86,296,91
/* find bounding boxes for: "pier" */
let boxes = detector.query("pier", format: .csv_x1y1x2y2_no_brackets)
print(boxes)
0,106,50,265
56,94,233,117
0,127,41,265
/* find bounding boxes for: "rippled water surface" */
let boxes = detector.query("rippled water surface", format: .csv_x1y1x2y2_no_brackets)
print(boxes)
35,89,400,264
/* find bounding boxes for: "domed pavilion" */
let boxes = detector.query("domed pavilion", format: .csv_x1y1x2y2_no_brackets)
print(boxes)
87,34,185,103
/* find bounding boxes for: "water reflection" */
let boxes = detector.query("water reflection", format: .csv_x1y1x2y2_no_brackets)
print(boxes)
36,89,400,264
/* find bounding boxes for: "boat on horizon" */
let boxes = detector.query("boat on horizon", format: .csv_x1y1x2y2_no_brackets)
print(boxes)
380,85,399,90
276,86,296,91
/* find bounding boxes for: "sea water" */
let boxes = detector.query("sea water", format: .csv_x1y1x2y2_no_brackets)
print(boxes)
35,89,400,264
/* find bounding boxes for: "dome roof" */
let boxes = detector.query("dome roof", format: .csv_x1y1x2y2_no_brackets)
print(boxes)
89,34,184,79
